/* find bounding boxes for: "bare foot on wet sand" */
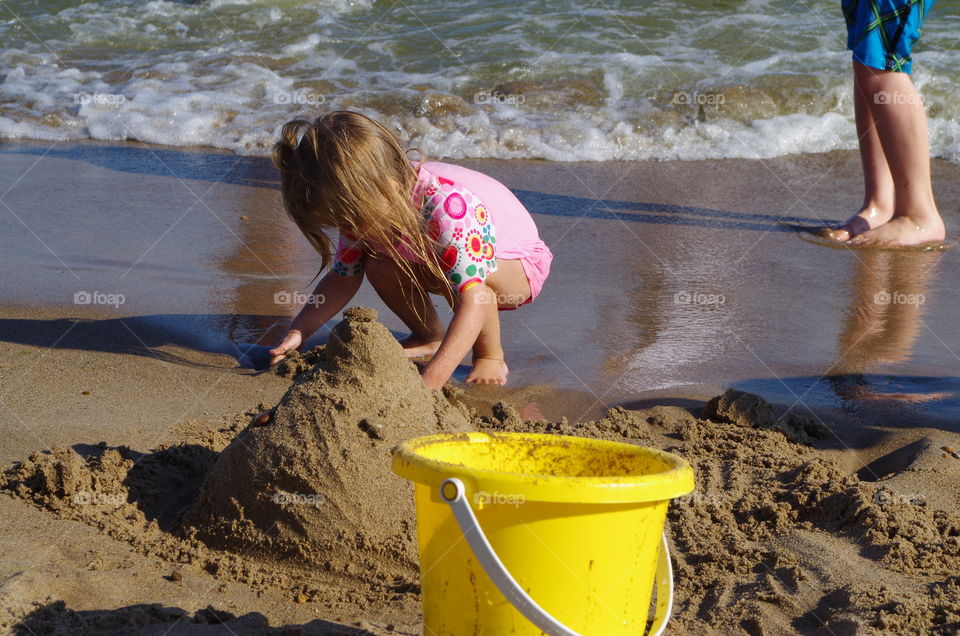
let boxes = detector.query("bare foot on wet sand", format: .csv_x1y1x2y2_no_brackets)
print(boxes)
848,215,946,248
466,358,509,385
399,334,443,358
823,206,893,242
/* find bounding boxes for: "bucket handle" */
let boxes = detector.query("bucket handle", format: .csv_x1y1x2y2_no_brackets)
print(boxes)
440,478,673,636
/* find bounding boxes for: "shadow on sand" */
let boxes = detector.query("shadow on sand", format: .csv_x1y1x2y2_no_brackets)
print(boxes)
12,599,378,635
1,143,840,232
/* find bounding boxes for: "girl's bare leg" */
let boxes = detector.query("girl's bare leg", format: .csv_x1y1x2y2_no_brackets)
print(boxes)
366,256,532,381
466,259,531,385
364,256,446,357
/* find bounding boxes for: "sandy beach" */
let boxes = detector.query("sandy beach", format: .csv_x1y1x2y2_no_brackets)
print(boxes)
1,141,959,634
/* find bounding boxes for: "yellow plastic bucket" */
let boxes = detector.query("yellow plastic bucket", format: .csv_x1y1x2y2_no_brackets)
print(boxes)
392,432,695,635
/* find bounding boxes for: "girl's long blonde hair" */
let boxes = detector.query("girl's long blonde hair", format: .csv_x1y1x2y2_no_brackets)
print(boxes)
272,110,448,298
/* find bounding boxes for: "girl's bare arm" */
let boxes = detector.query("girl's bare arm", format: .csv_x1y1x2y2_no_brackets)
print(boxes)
419,283,494,389
269,271,363,364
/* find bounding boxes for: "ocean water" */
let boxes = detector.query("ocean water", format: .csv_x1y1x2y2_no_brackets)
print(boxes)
1,0,958,162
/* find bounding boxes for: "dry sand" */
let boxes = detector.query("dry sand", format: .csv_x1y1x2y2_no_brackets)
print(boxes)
2,310,958,634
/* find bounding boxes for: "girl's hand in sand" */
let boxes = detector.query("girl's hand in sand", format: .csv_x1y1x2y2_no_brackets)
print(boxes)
466,357,509,385
269,329,303,365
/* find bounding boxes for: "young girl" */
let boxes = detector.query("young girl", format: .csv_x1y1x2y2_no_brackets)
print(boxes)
267,111,552,389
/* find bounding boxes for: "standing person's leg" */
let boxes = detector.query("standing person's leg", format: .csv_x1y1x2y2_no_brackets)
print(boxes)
827,64,896,241
831,0,945,247
848,63,944,246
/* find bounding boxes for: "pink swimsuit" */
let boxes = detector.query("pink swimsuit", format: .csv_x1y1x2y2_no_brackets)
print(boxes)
331,161,552,305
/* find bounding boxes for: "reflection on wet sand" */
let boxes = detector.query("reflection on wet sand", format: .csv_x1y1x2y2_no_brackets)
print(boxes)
594,230,737,398
206,175,319,357
211,181,299,344
830,250,945,404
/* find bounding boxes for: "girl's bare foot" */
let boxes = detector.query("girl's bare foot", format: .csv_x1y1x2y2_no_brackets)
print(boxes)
466,357,509,385
848,214,946,248
400,334,444,358
825,205,893,242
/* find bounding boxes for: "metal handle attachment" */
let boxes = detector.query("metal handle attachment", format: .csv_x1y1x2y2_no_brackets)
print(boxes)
440,478,673,636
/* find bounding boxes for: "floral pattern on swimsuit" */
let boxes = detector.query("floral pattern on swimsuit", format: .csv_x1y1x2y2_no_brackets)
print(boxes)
331,233,367,277
331,173,498,297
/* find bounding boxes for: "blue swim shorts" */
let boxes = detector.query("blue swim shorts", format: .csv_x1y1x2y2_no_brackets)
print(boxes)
842,0,935,73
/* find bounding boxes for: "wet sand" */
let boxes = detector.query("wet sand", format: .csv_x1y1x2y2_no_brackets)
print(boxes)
1,140,959,633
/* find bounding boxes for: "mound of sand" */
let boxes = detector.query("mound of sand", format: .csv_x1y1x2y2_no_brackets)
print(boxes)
704,388,831,445
181,307,471,583
1,441,218,567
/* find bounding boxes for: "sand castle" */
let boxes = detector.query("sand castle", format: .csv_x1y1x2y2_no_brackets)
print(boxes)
182,307,472,582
